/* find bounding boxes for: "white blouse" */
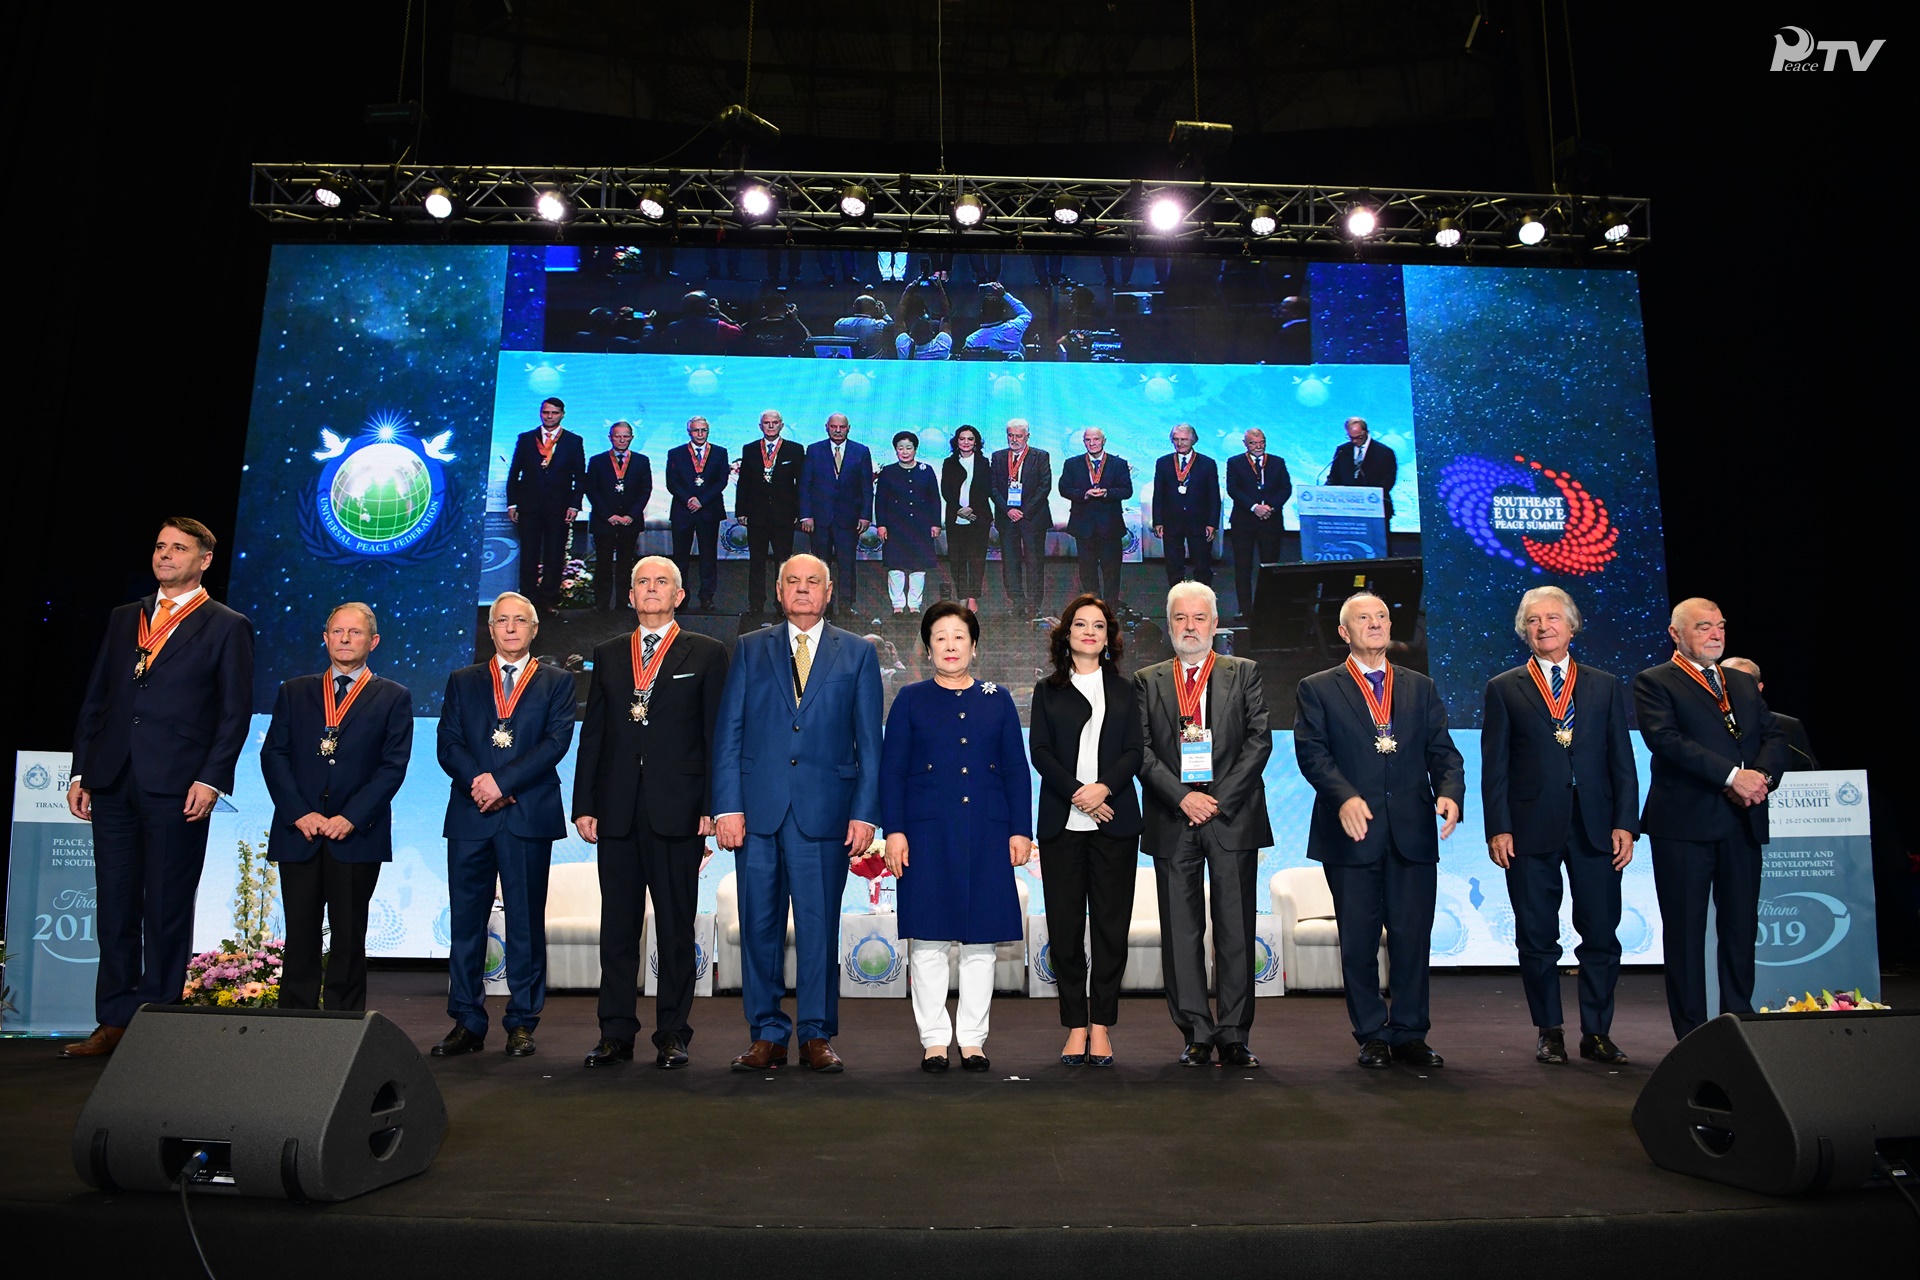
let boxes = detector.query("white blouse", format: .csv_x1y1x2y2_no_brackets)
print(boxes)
1066,668,1106,831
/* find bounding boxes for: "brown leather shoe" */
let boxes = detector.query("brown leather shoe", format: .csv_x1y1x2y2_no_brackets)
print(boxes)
799,1038,844,1072
730,1039,789,1072
60,1026,126,1059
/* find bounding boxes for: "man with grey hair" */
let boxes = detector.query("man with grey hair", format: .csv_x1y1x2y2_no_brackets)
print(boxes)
1295,592,1464,1068
1325,415,1397,523
990,418,1053,621
432,590,578,1057
573,556,730,1069
1633,597,1789,1039
1151,423,1221,589
1061,427,1134,608
1482,586,1639,1065
1135,581,1273,1067
1720,657,1818,769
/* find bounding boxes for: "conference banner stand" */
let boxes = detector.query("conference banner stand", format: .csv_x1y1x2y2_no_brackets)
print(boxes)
840,910,908,997
1296,484,1388,561
4,752,98,1036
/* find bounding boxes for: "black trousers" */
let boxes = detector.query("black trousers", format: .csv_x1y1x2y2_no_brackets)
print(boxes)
592,522,640,611
1039,829,1137,1027
88,762,212,1027
1161,520,1213,587
1229,521,1283,617
1504,806,1623,1035
996,516,1048,615
743,518,796,613
1651,830,1762,1040
1076,530,1123,610
597,818,704,1047
516,507,570,608
948,521,989,599
278,850,382,1012
672,518,723,606
1153,826,1258,1046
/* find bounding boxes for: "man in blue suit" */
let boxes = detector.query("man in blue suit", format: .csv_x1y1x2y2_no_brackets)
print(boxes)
1294,592,1465,1070
64,518,254,1058
1481,587,1639,1067
798,412,873,617
1060,427,1134,610
665,416,729,613
1150,423,1221,588
433,591,577,1057
713,554,884,1072
260,602,413,1012
1225,428,1292,621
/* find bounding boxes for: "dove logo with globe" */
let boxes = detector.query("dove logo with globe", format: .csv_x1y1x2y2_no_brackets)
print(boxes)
309,413,456,558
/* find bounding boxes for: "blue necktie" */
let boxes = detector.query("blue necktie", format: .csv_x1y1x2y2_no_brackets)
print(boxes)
1551,664,1574,730
1703,665,1723,699
501,664,517,697
335,674,351,701
1365,670,1385,702
642,632,659,665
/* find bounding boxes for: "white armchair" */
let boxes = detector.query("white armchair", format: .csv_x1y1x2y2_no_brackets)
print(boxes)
1269,866,1388,994
543,862,605,990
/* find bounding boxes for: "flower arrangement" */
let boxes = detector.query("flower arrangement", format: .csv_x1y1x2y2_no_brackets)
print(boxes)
182,941,285,1007
231,831,279,949
1758,988,1891,1013
556,526,596,610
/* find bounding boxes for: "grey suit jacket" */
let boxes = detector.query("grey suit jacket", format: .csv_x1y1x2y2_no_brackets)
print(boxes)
1135,654,1274,856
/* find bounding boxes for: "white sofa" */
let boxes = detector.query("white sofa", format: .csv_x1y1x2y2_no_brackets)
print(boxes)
1269,865,1389,993
543,861,606,990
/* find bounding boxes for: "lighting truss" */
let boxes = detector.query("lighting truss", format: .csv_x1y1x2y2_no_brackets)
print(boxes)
249,164,1650,256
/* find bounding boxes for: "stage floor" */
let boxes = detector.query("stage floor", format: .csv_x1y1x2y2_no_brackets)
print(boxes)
4,971,1915,1276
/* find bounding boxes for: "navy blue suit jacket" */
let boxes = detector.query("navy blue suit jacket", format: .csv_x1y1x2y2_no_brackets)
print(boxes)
437,660,576,841
1295,662,1466,866
1150,452,1221,530
1326,439,1398,521
505,429,587,513
1059,453,1134,539
1225,452,1293,528
1632,659,1788,845
73,594,255,795
260,673,413,863
584,450,652,530
665,442,729,529
712,624,883,840
1481,660,1639,857
798,439,875,528
733,437,806,524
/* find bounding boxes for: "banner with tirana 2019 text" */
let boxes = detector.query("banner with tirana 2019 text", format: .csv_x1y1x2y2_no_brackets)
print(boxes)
1753,769,1878,1006
3,752,99,1036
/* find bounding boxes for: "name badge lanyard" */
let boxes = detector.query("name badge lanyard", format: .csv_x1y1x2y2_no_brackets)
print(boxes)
490,656,540,748
1345,658,1397,753
1525,659,1578,748
629,623,680,724
1176,652,1217,783
319,669,371,757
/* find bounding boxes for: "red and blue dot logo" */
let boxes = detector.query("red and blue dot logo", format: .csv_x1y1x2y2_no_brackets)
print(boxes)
1435,454,1618,575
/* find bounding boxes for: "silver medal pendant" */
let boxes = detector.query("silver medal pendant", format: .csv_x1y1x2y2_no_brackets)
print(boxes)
319,734,338,756
491,724,514,749
1177,484,1188,495
1554,726,1573,748
615,482,625,493
1374,733,1398,754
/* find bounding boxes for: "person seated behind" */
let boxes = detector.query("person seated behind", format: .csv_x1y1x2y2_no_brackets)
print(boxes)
740,289,812,357
834,294,892,358
962,283,1032,359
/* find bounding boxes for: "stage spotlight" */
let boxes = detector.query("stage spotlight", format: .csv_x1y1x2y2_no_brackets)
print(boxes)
314,174,349,210
534,188,571,223
1247,205,1278,238
1147,197,1182,233
738,184,775,220
1598,211,1630,244
952,193,985,227
1344,205,1378,238
423,186,456,220
1516,212,1547,245
1433,217,1462,249
1052,194,1082,226
637,187,671,221
839,185,871,220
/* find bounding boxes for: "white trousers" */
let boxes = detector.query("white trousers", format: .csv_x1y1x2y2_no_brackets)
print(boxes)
887,570,926,611
878,251,908,281
910,939,995,1048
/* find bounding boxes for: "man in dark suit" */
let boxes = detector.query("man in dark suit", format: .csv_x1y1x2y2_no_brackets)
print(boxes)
1151,423,1221,588
1324,415,1398,523
990,418,1053,620
1135,582,1272,1067
1721,657,1819,770
583,421,652,613
1225,428,1293,621
798,413,873,616
572,557,729,1070
1481,587,1639,1066
666,416,728,613
1295,591,1465,1069
505,397,588,613
1634,598,1789,1040
713,554,883,1073
63,518,255,1058
734,409,807,617
432,591,578,1058
259,602,413,1012
1060,427,1134,609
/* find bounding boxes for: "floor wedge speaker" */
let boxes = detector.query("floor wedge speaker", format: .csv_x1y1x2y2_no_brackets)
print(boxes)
72,1004,447,1202
1632,1009,1920,1195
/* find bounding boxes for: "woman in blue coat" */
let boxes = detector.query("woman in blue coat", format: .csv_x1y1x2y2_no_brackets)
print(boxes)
873,431,942,616
881,602,1034,1072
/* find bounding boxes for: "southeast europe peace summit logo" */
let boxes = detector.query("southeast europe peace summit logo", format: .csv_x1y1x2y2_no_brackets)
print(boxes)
299,412,460,564
1434,454,1618,576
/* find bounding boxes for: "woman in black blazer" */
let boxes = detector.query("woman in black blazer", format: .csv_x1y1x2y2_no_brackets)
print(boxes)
1028,593,1142,1066
940,424,993,611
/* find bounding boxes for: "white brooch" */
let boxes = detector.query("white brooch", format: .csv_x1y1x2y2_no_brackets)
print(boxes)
981,681,998,695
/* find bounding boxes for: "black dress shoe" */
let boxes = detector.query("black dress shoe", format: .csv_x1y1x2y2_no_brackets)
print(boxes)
1357,1038,1392,1069
655,1034,689,1070
1391,1039,1444,1068
1084,1051,1114,1068
1580,1033,1629,1064
584,1038,634,1067
1059,1052,1087,1067
1536,1027,1568,1065
922,1052,951,1073
960,1053,990,1073
504,1027,537,1057
1178,1041,1213,1067
430,1024,485,1057
1219,1043,1262,1069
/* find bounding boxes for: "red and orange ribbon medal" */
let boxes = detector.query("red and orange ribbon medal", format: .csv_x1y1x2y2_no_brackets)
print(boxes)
1525,659,1578,748
1671,655,1741,740
628,623,680,724
319,669,371,756
1175,651,1216,740
1087,453,1106,487
134,592,209,679
490,656,540,748
1345,657,1397,753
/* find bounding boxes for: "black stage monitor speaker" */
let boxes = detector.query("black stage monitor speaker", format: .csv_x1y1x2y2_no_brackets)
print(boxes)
72,1005,447,1202
1632,1009,1920,1195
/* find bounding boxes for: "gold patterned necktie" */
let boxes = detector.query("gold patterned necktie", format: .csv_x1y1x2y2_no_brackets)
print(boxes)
793,633,811,705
